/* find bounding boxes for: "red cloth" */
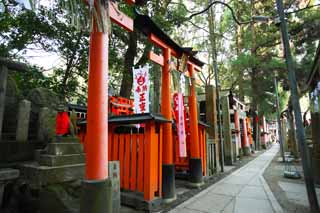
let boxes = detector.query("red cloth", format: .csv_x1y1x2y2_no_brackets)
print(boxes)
56,112,70,135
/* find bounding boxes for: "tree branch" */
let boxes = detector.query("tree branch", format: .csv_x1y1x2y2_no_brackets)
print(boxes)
188,1,252,25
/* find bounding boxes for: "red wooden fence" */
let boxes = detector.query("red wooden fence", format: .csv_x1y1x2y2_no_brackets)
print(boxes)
108,121,162,201
174,124,207,176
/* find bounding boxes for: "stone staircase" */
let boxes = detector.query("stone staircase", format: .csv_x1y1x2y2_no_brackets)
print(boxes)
20,137,85,188
18,137,86,213
38,139,85,167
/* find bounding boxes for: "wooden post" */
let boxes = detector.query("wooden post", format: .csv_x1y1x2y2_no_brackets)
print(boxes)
0,65,8,141
161,48,176,200
188,63,203,185
205,85,220,172
242,118,251,156
144,121,156,201
311,113,320,145
81,15,110,213
222,96,233,165
234,110,242,157
85,26,109,180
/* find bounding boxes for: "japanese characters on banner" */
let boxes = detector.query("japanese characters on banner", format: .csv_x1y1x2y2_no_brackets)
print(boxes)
133,66,150,114
173,92,187,157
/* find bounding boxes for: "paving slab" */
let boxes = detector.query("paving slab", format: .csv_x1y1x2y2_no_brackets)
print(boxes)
237,185,268,200
222,175,254,185
221,200,235,213
170,207,205,213
209,183,244,196
247,177,262,186
234,197,273,213
170,144,282,213
186,193,233,213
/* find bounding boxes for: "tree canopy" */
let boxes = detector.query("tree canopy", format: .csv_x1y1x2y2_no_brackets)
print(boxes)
0,0,319,117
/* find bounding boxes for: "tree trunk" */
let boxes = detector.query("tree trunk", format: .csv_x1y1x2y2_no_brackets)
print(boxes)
250,0,260,148
250,0,259,110
235,1,245,102
119,31,138,98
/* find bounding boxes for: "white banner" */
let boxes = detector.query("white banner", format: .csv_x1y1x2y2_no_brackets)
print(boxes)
133,66,150,114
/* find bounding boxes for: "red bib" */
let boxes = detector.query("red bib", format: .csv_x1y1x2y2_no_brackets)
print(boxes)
56,112,70,135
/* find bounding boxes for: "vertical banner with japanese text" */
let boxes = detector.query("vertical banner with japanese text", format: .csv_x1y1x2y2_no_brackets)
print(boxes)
174,93,187,157
133,66,150,114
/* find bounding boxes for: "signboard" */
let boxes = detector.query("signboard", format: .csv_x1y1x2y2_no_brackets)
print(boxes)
173,93,187,157
133,66,150,114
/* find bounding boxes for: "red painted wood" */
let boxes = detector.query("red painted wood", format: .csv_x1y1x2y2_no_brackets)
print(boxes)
119,134,125,187
124,134,131,189
137,134,144,192
108,131,112,160
109,2,134,32
158,126,163,197
130,134,137,191
112,134,119,160
148,51,164,66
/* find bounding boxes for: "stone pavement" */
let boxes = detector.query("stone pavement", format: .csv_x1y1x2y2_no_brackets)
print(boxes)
170,144,283,213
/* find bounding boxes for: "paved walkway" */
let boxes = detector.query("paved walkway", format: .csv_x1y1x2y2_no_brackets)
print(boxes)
170,144,283,213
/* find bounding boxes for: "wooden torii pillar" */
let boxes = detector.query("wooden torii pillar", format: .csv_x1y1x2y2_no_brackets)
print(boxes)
148,34,176,201
188,63,204,186
148,33,204,199
81,1,135,212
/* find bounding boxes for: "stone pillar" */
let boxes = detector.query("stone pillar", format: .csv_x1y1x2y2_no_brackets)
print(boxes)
222,96,233,165
0,65,8,141
281,118,288,152
16,99,31,142
37,107,57,142
205,85,220,171
38,107,49,142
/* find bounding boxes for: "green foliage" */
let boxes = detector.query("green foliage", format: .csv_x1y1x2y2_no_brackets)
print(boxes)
1,0,319,117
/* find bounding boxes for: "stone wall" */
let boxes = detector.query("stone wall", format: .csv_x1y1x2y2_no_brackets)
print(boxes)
27,88,61,141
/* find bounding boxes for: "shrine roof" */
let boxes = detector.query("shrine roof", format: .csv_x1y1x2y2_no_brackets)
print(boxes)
109,113,170,124
78,113,170,126
134,11,205,68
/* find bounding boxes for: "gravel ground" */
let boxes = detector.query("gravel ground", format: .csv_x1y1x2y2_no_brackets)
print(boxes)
263,151,320,213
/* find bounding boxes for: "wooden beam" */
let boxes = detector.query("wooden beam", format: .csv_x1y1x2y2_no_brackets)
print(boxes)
148,51,164,66
109,2,134,32
149,34,178,57
187,61,202,72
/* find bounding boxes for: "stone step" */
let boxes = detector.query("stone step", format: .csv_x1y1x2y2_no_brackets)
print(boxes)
39,154,85,167
51,137,80,143
1,133,16,141
0,168,20,181
19,163,85,187
47,143,84,156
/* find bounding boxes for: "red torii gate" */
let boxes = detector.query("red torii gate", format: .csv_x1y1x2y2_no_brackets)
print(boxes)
147,32,205,200
81,1,135,212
